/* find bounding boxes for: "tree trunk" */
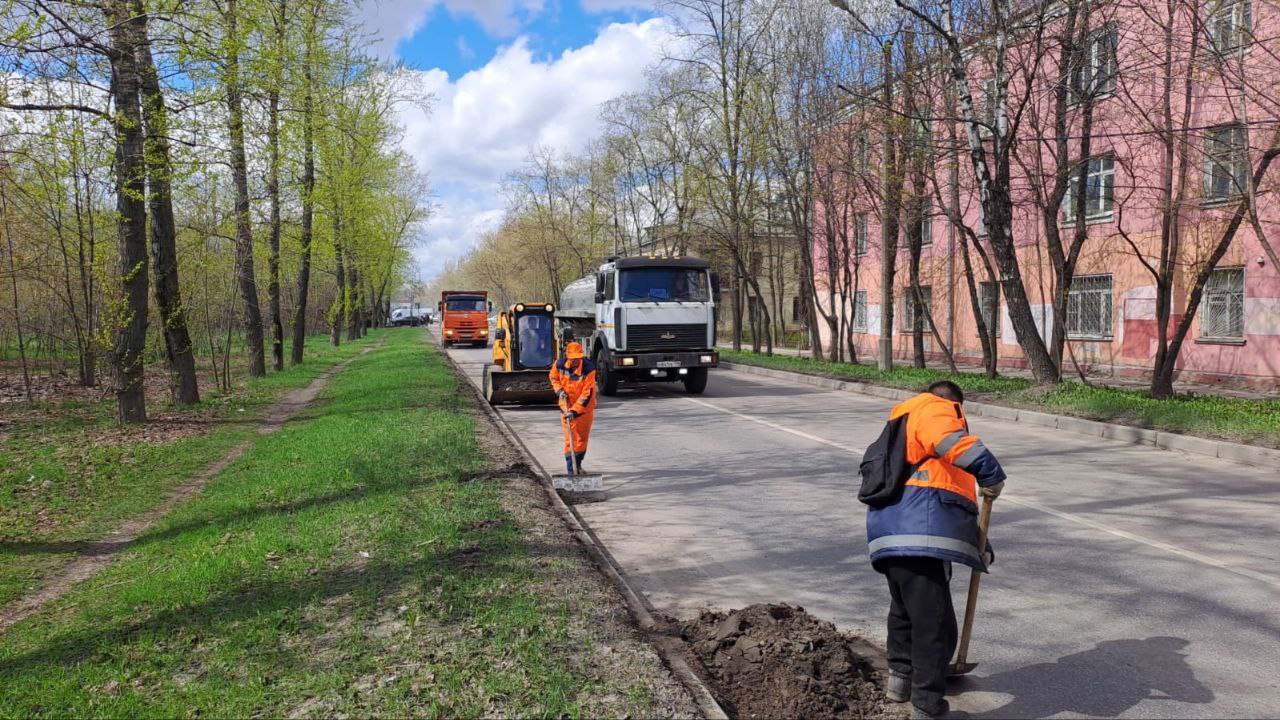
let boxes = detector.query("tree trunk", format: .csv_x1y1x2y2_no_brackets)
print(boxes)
225,0,266,378
267,0,286,371
136,3,199,404
290,14,316,365
106,1,149,422
878,39,901,372
330,218,344,346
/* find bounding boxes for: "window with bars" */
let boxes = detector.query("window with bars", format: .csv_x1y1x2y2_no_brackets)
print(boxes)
979,281,1001,337
1201,267,1244,339
1209,0,1252,54
854,213,869,255
920,198,933,246
1205,125,1248,201
1069,25,1118,104
852,290,868,332
902,286,933,332
1066,274,1113,338
1063,155,1116,222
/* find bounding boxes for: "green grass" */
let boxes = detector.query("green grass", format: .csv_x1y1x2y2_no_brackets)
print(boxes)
0,332,384,608
0,330,657,717
720,349,1280,448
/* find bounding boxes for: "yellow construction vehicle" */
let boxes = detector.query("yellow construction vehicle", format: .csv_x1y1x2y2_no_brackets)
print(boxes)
482,302,560,405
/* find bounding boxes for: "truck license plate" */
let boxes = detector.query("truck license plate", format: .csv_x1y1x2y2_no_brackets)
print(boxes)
656,360,681,368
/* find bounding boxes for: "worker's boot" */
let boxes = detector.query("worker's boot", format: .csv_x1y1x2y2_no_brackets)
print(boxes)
574,452,586,474
910,700,949,719
885,670,910,703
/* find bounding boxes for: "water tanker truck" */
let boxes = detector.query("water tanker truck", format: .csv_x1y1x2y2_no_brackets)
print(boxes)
557,256,719,395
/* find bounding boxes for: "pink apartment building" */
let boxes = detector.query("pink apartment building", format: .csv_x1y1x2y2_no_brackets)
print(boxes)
812,0,1280,389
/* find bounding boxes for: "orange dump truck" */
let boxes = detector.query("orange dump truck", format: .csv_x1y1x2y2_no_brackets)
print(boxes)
439,290,491,348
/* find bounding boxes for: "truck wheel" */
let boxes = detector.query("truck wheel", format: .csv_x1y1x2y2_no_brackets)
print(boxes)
443,339,452,348
683,367,708,394
595,351,619,396
475,340,488,349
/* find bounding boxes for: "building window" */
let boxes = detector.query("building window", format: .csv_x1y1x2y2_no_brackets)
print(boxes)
855,131,870,173
852,290,868,332
1205,125,1248,201
1063,155,1115,223
920,198,933,246
1069,25,1118,103
1201,267,1244,339
854,213,869,256
979,281,1000,337
791,296,802,323
1066,274,1113,339
902,285,933,332
981,77,998,134
1209,0,1252,54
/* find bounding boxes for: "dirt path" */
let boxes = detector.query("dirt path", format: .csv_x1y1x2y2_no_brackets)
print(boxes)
0,340,383,634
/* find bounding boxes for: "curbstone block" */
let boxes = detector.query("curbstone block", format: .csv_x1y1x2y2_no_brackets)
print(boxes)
969,402,1019,422
1213,441,1280,468
1055,416,1110,437
1016,410,1060,429
1101,424,1158,445
1155,432,1221,459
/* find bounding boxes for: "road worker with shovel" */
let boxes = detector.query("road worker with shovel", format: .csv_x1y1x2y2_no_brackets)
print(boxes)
859,380,1006,720
549,341,598,475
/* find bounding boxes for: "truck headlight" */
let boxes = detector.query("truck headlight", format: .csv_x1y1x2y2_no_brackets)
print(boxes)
700,354,714,364
445,329,454,336
479,329,488,335
620,357,636,366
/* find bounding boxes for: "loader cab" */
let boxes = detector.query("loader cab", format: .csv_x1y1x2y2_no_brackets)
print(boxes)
492,303,557,371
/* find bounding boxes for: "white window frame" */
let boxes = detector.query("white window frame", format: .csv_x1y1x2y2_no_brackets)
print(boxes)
920,198,933,246
854,213,869,256
1063,155,1116,223
902,285,934,333
1200,267,1245,340
1066,274,1114,339
1204,125,1248,201
978,281,1001,337
1069,25,1118,104
981,77,998,136
1209,0,1252,54
852,290,868,332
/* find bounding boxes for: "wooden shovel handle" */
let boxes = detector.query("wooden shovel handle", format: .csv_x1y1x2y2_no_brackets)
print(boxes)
954,495,994,665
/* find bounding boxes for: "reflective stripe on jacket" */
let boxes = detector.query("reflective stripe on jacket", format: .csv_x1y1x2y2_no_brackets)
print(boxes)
550,358,598,414
866,392,1006,572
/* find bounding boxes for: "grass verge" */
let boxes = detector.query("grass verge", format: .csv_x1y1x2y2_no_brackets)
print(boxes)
0,330,688,717
720,349,1280,449
0,331,385,608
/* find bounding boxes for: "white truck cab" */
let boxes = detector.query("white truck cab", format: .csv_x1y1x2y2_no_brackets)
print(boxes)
558,256,720,395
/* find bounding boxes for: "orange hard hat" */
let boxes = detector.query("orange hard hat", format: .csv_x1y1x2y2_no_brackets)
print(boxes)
565,341,585,359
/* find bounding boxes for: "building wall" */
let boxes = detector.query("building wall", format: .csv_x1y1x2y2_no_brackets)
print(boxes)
812,0,1280,388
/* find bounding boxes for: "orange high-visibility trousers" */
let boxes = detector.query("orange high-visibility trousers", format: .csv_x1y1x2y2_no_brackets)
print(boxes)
561,411,594,454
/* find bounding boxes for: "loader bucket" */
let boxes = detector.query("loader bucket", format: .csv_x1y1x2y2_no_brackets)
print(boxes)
484,368,557,405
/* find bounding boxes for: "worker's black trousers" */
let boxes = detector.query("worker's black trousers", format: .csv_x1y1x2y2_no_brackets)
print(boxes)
882,556,957,715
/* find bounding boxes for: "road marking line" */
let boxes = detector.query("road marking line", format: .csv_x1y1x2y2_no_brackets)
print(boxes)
677,393,1280,590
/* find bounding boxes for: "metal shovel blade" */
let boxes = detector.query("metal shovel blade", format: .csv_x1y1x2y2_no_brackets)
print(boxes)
948,661,978,677
550,472,603,492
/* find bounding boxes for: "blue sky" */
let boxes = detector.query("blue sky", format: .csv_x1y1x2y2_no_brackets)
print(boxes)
356,0,673,286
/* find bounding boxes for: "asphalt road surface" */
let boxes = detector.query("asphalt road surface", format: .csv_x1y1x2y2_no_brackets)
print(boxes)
436,329,1280,719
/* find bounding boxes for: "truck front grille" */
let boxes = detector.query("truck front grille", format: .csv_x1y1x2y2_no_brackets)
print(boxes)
626,323,707,350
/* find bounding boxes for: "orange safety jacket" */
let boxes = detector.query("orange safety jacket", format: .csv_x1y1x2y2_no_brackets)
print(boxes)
866,392,1006,571
550,357,598,415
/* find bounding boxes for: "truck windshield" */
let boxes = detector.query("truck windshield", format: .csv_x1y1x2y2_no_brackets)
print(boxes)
619,269,709,302
445,298,486,312
516,314,555,368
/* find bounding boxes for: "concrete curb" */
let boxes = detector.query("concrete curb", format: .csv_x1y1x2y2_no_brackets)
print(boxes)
430,330,729,720
720,361,1280,469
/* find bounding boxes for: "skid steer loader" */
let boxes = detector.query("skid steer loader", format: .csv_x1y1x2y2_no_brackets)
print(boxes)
482,303,560,405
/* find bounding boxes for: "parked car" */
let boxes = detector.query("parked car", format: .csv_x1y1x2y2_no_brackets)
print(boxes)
389,307,430,327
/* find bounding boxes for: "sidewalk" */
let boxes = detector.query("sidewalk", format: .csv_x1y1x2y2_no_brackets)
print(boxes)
717,342,1279,401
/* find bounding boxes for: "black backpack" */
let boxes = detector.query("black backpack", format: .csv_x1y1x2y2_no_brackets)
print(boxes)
858,414,922,508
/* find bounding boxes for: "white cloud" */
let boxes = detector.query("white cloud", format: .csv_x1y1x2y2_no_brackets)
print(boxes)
397,18,673,279
578,0,656,13
360,0,547,57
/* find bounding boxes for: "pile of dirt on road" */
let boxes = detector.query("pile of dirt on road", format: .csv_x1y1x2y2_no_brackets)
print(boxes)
676,603,899,720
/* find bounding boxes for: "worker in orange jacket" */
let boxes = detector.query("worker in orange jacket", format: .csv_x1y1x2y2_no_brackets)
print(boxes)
549,341,598,474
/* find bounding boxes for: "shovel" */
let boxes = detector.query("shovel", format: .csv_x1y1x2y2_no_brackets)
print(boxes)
949,494,994,676
550,410,603,492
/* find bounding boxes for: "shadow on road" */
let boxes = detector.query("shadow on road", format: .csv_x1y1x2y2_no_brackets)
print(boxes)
961,636,1213,719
